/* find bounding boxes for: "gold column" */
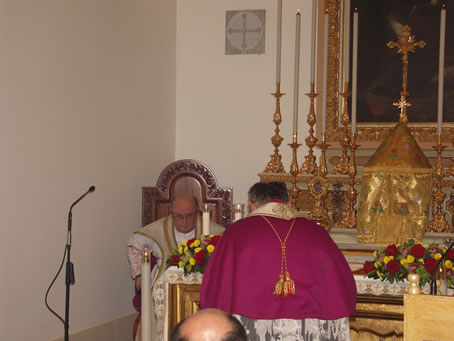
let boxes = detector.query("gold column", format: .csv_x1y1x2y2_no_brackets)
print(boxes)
300,82,318,174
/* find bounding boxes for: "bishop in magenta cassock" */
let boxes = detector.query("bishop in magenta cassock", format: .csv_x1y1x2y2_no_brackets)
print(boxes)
200,183,356,340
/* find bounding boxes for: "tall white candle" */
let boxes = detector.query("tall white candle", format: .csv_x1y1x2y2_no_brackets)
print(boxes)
344,0,351,83
351,9,359,134
202,204,210,235
234,204,243,222
310,0,317,84
321,10,329,134
276,0,283,84
141,247,151,341
437,5,446,136
338,0,345,118
293,11,301,134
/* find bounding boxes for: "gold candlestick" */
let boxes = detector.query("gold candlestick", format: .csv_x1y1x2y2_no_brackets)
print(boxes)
307,133,332,230
446,137,454,177
428,134,450,232
300,82,318,174
288,133,301,209
333,82,351,174
338,134,359,229
264,83,286,173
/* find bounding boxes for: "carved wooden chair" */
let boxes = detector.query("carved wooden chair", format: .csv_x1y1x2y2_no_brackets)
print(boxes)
133,159,233,340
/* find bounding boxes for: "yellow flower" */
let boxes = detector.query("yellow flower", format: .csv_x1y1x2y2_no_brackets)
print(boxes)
207,245,215,253
418,259,424,264
377,271,384,280
178,261,183,267
384,256,394,264
195,247,202,253
190,242,195,248
406,255,415,263
193,239,201,247
423,244,429,249
178,246,183,254
189,258,196,265
400,259,407,265
184,246,188,252
183,240,188,246
373,250,378,258
374,262,380,268
434,253,442,260
445,260,453,269
209,234,214,238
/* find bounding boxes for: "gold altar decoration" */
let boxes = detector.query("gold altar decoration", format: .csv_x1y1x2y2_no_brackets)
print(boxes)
333,83,350,175
338,133,358,229
427,135,451,233
307,134,332,229
264,83,285,173
324,1,454,146
357,121,433,244
288,133,301,208
300,83,318,174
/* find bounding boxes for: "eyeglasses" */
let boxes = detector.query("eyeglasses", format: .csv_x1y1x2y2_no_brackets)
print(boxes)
173,212,196,221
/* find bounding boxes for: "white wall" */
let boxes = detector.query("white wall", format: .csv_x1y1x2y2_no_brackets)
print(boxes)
176,0,316,204
0,1,176,340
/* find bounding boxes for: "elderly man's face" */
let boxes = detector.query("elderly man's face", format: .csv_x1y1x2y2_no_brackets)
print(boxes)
172,196,197,233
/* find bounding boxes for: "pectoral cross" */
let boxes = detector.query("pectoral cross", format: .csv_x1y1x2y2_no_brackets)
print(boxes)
387,25,426,99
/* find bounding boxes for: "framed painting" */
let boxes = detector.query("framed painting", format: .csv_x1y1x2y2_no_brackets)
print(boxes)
323,0,454,148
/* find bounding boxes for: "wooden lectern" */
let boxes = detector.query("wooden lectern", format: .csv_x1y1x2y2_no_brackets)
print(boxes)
404,294,454,341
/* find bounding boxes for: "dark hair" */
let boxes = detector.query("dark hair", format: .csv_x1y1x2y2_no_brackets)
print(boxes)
268,182,289,203
224,314,247,341
170,311,247,341
247,182,272,205
248,182,289,205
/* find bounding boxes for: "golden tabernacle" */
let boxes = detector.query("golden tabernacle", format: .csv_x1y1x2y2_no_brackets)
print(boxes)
357,121,433,244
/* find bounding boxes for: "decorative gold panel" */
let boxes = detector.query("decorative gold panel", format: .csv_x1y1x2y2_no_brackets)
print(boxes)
168,283,201,337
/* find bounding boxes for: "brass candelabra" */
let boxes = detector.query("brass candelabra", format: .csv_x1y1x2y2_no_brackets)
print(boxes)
288,133,301,209
428,134,450,232
338,134,359,229
307,133,332,230
300,82,318,174
264,83,285,173
333,83,351,175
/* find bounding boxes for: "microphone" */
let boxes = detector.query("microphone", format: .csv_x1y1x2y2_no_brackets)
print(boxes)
430,240,454,295
70,186,96,211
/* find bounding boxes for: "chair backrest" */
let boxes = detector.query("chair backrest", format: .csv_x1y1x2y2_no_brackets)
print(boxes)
142,159,233,227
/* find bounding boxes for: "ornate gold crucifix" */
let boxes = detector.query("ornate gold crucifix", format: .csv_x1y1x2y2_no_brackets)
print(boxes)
387,25,426,122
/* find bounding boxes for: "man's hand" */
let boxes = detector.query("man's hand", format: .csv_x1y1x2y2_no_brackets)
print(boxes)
135,277,142,291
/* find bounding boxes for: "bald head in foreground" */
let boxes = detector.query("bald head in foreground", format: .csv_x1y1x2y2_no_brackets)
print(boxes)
170,309,247,341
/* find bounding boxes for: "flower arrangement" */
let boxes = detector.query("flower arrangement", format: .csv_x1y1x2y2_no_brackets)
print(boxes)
166,234,221,275
363,239,454,289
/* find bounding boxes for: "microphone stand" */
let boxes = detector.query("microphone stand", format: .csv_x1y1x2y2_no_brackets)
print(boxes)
64,186,95,341
430,240,454,295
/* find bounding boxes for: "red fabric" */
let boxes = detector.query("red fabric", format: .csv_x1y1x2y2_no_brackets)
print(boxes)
200,215,357,320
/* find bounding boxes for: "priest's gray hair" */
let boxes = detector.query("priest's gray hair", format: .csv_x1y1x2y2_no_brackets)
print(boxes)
248,182,289,205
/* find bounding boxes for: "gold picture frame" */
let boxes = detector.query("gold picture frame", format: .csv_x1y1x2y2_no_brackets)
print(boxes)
323,0,454,149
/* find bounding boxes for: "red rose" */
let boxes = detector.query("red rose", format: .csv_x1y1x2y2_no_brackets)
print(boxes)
410,244,426,258
209,235,221,246
363,261,375,274
187,238,196,245
385,244,399,257
386,259,401,275
194,250,206,265
446,249,454,260
170,255,180,264
424,258,437,275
